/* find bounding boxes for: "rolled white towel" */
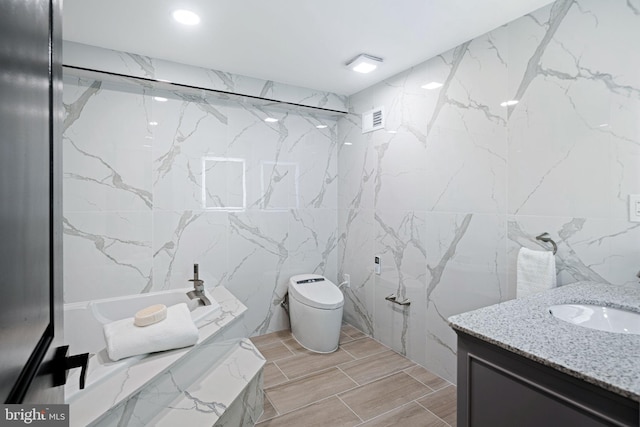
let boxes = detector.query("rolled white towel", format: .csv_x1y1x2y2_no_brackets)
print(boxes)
104,303,199,362
517,247,557,298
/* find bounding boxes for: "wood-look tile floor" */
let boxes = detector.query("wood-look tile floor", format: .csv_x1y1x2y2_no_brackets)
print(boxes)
251,324,457,427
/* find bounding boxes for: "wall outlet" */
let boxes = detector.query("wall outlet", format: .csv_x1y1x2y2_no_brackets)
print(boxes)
630,194,640,222
343,273,350,288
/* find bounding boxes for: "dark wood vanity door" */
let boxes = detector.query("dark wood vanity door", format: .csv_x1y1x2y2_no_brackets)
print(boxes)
456,332,638,427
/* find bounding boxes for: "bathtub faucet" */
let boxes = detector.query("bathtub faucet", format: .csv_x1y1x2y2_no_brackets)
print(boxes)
187,263,211,306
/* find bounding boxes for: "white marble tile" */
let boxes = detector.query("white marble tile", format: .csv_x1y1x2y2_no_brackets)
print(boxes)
337,115,376,212
148,339,264,427
226,211,292,336
288,209,338,280
372,210,428,366
372,130,429,212
152,97,229,212
63,77,153,213
63,212,152,303
425,212,507,381
426,125,506,214
152,211,229,292
338,208,376,335
507,65,613,218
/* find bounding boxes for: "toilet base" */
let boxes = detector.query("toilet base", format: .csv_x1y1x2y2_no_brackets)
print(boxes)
289,296,343,353
290,333,338,354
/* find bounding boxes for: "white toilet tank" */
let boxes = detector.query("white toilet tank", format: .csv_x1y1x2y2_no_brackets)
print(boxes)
288,274,344,353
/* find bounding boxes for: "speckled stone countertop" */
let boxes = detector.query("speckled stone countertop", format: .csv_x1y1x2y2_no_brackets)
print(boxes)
448,281,640,402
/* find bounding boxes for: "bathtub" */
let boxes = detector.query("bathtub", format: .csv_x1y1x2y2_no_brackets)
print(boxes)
64,288,221,401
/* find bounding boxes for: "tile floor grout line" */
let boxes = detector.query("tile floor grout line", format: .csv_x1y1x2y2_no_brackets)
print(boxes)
414,397,453,426
264,389,359,420
337,360,417,387
266,365,357,395
280,335,309,354
258,392,280,423
264,368,364,418
352,398,427,426
272,352,356,383
267,349,297,365
344,345,389,360
271,359,290,382
335,366,362,387
335,394,364,424
340,347,357,359
401,367,438,393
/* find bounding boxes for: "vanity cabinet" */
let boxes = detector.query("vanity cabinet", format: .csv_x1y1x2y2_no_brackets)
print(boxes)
456,332,639,427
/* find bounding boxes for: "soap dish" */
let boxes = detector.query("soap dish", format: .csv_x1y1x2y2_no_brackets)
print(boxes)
134,304,167,327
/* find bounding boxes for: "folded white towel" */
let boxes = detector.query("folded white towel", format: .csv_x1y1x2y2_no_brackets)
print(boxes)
104,303,199,362
517,247,557,298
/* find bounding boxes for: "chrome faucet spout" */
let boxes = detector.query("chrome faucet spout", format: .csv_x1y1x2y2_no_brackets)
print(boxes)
187,263,211,306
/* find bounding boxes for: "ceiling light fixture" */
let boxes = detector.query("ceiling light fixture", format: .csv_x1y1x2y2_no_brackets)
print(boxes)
316,125,327,129
421,82,443,90
346,54,383,74
500,100,519,107
264,117,278,123
153,96,168,102
344,142,353,146
149,121,158,126
173,9,200,26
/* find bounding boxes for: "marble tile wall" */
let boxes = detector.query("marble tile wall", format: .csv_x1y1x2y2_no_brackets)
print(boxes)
338,0,640,382
62,74,339,337
63,41,348,113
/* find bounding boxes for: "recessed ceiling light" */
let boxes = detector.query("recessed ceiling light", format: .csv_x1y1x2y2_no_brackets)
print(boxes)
387,130,397,134
500,100,519,107
346,54,383,74
316,125,327,129
344,142,353,146
153,96,168,102
264,117,278,123
149,121,158,126
421,82,443,90
173,9,200,26
598,123,609,127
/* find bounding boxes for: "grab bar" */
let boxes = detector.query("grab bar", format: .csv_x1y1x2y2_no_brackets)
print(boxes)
536,232,557,255
385,294,411,306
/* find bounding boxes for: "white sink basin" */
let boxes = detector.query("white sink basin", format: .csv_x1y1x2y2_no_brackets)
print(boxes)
549,304,640,335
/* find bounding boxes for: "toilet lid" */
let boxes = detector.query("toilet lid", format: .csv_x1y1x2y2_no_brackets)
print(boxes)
289,274,344,309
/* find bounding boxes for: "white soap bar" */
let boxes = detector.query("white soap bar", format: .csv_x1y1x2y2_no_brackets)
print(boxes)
134,304,167,327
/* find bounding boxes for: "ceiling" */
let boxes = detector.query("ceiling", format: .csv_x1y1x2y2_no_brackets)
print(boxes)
63,0,554,96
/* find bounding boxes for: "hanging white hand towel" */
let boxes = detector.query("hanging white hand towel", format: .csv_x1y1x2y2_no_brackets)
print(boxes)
104,302,199,362
516,247,557,298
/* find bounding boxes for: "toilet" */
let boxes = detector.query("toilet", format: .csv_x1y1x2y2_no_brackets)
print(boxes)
288,274,344,353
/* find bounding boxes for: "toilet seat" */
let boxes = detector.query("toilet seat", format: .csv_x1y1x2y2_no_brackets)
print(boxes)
289,274,343,310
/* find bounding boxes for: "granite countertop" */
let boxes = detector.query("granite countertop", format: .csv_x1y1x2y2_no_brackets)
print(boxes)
448,281,640,402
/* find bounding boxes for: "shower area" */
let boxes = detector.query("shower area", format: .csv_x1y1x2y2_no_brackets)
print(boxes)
61,43,344,338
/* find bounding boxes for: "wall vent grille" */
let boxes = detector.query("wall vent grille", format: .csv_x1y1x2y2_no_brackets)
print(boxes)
362,107,385,133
